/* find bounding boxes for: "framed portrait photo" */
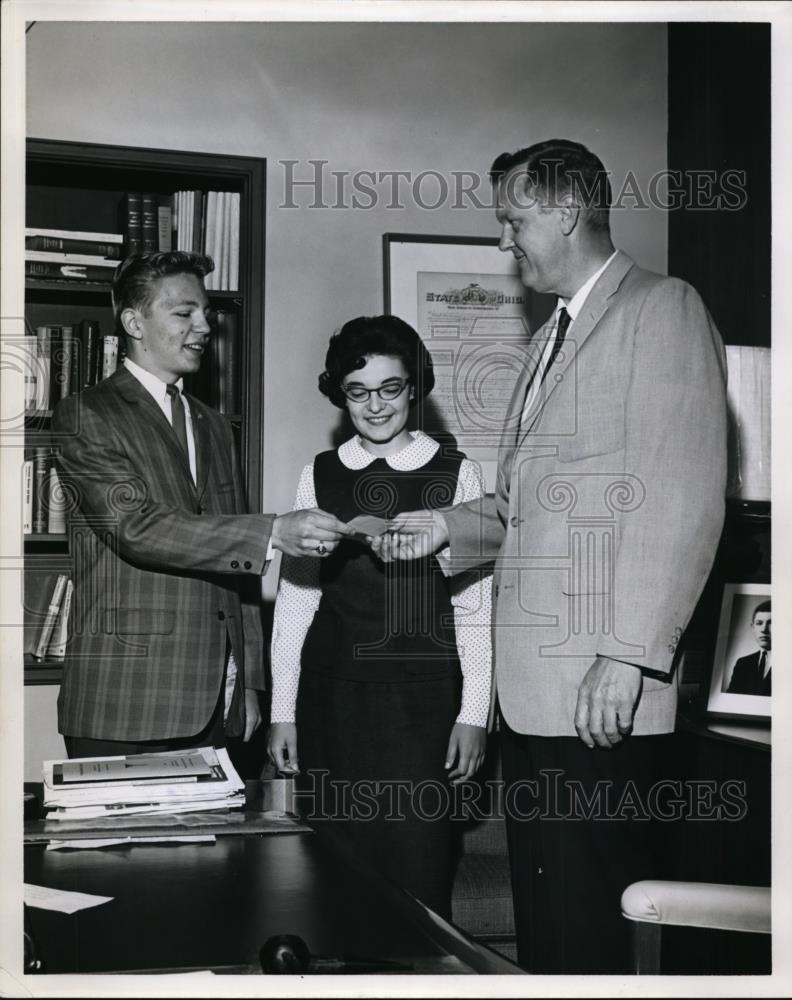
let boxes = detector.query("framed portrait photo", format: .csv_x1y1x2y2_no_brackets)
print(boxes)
383,233,555,490
706,582,772,721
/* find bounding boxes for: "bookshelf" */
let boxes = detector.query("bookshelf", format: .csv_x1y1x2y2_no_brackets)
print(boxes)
24,138,266,684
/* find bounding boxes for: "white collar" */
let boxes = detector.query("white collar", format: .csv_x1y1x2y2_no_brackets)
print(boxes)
124,357,184,401
559,250,618,322
338,430,440,471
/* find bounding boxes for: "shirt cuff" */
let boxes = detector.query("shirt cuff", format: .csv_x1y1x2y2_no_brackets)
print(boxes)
599,654,672,682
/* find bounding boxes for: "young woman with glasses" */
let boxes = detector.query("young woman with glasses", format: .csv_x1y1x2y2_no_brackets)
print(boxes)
267,314,492,918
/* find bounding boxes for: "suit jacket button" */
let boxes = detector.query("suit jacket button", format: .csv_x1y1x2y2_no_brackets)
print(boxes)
218,611,226,621
509,516,521,527
244,560,252,570
230,560,239,569
667,644,675,653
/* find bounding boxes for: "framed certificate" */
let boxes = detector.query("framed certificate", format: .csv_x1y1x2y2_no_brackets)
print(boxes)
383,233,554,489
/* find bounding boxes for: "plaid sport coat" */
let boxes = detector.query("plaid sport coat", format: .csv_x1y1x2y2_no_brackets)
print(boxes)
52,365,273,741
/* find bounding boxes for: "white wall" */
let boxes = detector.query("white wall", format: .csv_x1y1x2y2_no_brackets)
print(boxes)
24,20,668,775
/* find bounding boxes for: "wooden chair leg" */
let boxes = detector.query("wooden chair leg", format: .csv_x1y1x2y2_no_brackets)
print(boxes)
630,922,662,974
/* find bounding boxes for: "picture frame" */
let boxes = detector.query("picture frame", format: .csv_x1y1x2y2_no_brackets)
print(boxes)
383,233,554,489
706,582,772,721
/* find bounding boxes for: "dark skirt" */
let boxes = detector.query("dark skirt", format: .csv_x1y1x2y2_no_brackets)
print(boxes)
295,667,461,919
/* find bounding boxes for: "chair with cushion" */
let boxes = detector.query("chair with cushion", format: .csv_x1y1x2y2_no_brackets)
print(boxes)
621,880,771,974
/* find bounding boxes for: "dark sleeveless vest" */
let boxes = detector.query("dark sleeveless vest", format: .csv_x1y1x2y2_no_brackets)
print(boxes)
302,445,464,683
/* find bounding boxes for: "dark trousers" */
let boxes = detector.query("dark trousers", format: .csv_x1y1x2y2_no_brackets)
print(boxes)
64,678,227,759
500,720,674,974
296,669,460,920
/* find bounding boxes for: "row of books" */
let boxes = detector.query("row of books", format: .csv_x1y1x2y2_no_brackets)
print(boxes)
42,746,246,821
25,313,238,415
25,227,122,284
120,190,240,290
28,188,241,292
23,449,66,535
27,573,73,662
25,321,121,413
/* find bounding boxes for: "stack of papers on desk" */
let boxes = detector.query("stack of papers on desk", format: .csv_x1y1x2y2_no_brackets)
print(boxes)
42,746,245,821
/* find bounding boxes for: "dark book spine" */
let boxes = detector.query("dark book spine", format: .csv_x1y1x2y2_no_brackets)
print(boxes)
59,326,75,401
80,320,101,389
48,326,63,403
121,192,143,255
142,193,158,252
25,236,122,258
69,329,82,396
32,447,49,534
95,333,105,384
223,312,239,415
25,261,115,282
213,312,227,413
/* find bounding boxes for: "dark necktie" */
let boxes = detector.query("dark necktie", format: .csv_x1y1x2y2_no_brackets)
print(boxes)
757,651,766,678
519,307,573,431
166,383,189,459
540,306,572,386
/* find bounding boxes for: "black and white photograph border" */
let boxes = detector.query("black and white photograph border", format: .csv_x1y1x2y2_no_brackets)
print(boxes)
2,1,792,998
707,582,772,721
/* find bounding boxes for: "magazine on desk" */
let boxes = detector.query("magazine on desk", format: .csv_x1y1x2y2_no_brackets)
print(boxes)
42,747,245,819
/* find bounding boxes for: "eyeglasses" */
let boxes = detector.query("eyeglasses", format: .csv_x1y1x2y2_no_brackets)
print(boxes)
341,378,411,403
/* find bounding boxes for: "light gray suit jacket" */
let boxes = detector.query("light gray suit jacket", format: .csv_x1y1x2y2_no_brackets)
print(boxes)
444,251,728,736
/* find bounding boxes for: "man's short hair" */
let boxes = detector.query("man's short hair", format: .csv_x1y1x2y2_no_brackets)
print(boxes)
489,138,612,233
752,599,771,621
112,251,214,329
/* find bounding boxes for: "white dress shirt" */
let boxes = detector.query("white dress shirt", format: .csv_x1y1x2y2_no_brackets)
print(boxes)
270,431,493,728
521,251,618,424
124,358,197,484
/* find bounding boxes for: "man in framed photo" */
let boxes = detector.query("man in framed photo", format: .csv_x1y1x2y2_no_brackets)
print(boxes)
727,600,772,696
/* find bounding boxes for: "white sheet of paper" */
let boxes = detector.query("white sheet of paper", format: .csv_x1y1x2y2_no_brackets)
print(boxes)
45,835,217,850
24,883,113,914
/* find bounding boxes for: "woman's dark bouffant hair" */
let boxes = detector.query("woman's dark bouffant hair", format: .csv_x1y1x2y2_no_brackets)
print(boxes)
318,315,435,409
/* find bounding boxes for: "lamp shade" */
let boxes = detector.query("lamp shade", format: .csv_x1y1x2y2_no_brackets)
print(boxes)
726,345,771,501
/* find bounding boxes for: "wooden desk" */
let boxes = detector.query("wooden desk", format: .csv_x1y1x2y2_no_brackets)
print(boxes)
24,793,521,976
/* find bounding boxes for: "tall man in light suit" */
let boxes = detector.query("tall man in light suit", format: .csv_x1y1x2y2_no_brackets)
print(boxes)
379,140,728,972
53,252,348,758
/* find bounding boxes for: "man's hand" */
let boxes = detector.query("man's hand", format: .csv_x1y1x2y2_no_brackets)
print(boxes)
271,508,350,557
445,723,487,784
243,688,262,742
369,509,449,562
267,721,299,773
574,656,642,749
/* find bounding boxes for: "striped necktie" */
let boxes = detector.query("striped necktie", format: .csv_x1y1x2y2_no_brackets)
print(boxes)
166,383,189,458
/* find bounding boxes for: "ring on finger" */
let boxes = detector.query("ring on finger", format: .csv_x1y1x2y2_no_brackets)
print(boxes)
316,541,328,556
